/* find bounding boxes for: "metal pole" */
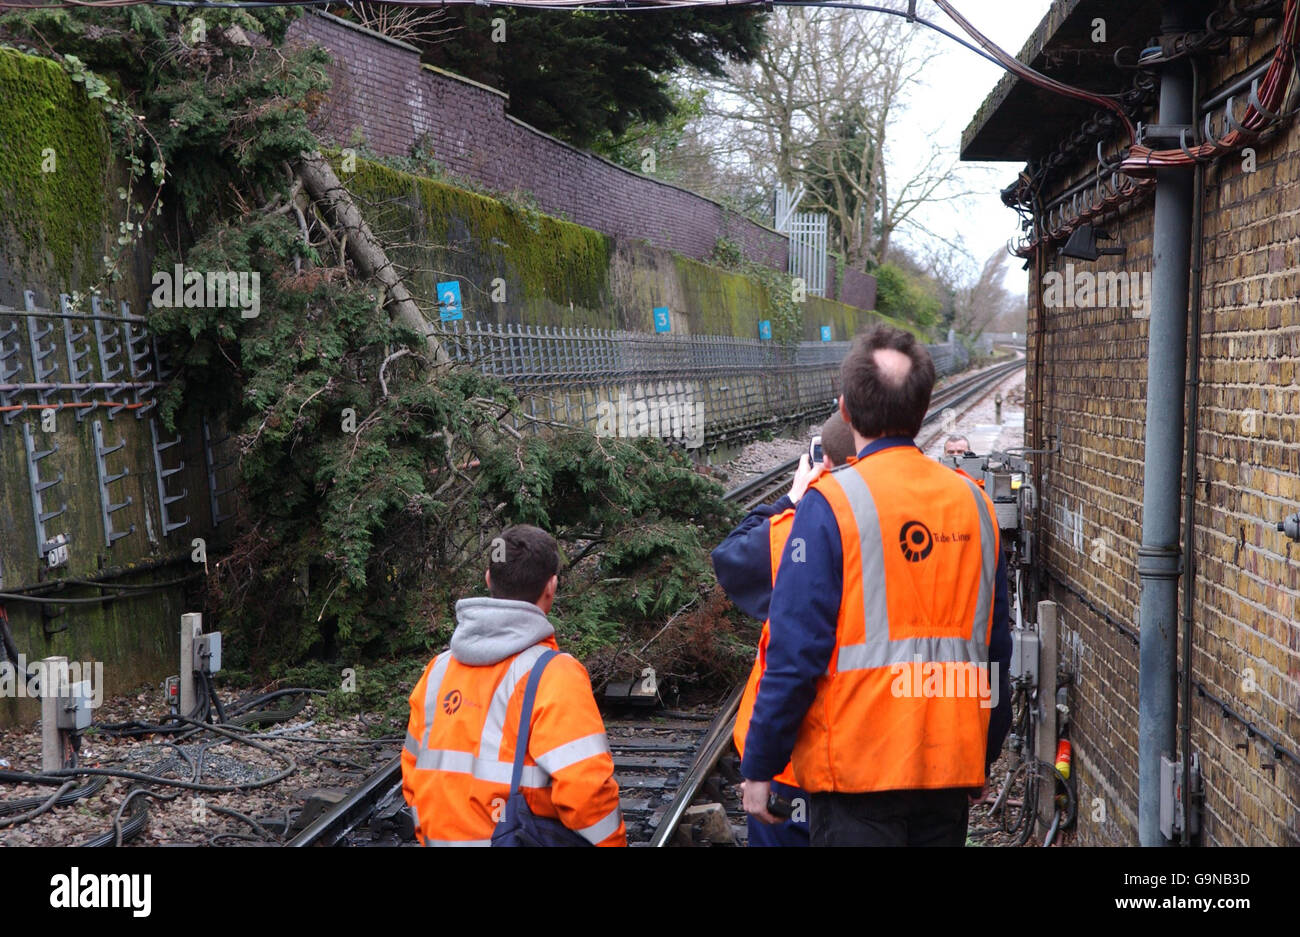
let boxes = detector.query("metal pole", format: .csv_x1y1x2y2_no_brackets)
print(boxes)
1138,12,1194,846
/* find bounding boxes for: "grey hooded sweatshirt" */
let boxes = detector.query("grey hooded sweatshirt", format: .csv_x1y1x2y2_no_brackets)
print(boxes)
450,597,556,666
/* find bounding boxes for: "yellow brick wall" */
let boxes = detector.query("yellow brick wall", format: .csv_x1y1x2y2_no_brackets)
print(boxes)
1025,24,1300,846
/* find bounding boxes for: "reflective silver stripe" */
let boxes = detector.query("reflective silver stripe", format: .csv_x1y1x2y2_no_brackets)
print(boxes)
828,468,890,672
410,802,423,843
534,732,610,775
426,838,492,847
832,467,992,672
837,636,987,670
478,644,551,762
958,474,997,645
404,732,419,756
419,652,453,750
575,805,623,845
414,747,550,787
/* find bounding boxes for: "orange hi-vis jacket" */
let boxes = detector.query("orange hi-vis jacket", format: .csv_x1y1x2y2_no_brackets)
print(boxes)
790,445,1000,793
402,597,626,846
732,508,800,788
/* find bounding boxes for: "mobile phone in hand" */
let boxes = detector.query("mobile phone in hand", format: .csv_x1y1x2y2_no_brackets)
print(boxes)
767,793,794,819
809,435,823,464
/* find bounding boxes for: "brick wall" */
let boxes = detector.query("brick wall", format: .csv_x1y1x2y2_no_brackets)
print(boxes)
288,12,790,272
1023,23,1300,846
830,265,878,311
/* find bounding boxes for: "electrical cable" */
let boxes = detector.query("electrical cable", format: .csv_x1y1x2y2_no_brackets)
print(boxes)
0,586,177,606
0,776,106,817
5,719,299,792
0,780,78,828
1122,0,1300,171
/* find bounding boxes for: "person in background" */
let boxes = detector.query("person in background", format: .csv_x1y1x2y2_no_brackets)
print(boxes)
741,326,1011,846
944,434,972,458
402,525,626,847
711,412,856,846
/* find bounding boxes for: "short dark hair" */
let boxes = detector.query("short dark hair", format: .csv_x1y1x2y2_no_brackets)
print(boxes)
820,412,857,466
488,525,559,603
839,326,935,439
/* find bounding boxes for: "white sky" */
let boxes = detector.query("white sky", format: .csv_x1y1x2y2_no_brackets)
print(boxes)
887,0,1054,292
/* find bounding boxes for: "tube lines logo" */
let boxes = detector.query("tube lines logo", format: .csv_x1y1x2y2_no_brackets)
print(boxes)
899,520,934,562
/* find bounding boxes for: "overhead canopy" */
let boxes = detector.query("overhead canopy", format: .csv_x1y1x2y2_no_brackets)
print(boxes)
960,0,1174,163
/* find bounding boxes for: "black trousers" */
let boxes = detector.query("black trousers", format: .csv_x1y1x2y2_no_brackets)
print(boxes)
808,788,970,846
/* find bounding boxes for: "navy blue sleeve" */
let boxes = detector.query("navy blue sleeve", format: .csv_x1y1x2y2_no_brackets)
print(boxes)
986,550,1012,769
710,495,794,622
740,489,841,781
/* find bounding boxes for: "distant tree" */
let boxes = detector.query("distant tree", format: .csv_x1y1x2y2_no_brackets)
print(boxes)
694,8,969,269
413,9,766,149
873,262,941,332
586,82,707,174
951,250,1027,339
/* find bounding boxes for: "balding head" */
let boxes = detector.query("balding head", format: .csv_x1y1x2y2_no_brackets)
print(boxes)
873,348,913,386
839,325,935,440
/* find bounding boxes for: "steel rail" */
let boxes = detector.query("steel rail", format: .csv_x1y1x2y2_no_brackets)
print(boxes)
285,754,403,847
647,683,746,847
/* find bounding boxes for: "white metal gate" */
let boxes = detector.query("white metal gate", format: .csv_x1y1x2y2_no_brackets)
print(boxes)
774,185,828,297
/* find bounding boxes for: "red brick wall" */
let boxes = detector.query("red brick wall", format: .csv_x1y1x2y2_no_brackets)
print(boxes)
288,12,790,272
830,265,878,311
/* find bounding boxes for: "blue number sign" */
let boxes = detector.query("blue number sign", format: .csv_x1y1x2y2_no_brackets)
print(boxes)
821,325,833,342
653,306,671,333
758,320,773,341
438,280,463,321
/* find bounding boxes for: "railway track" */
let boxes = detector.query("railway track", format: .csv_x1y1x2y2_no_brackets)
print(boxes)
288,356,1022,847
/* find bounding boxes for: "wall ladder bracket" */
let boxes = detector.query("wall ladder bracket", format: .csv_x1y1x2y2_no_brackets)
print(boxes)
0,303,25,425
91,295,128,420
60,294,94,422
121,300,155,419
22,421,67,560
202,415,235,528
23,291,60,407
92,419,135,546
150,417,189,535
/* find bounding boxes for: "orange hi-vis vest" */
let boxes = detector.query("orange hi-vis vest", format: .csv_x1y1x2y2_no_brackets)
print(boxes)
733,508,800,788
402,639,626,846
789,444,1000,793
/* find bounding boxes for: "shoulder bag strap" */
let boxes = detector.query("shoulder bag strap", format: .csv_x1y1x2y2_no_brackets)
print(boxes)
506,648,559,798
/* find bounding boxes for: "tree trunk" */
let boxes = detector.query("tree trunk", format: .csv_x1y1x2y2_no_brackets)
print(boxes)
296,150,451,368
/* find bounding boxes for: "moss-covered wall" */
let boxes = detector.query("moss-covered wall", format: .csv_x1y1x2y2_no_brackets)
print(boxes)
347,159,615,329
342,156,897,341
0,48,110,291
0,50,202,725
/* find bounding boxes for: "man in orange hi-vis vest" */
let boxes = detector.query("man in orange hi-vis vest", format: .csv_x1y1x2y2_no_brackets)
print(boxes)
741,326,1012,847
402,525,626,846
712,412,857,846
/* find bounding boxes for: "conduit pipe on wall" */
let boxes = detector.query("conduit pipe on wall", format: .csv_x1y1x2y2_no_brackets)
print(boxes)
1137,4,1195,847
1179,59,1207,849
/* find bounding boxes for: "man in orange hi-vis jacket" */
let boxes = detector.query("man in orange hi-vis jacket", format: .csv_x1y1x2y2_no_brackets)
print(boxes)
402,525,626,846
712,412,857,846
